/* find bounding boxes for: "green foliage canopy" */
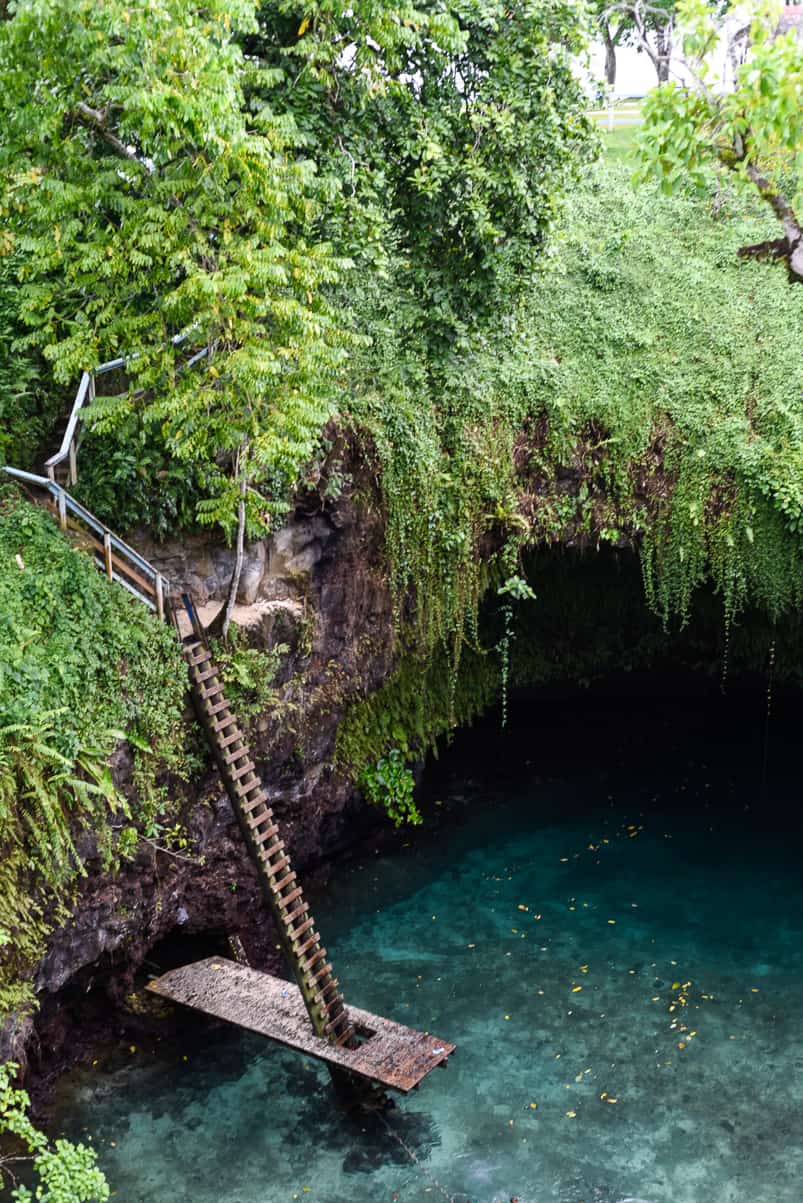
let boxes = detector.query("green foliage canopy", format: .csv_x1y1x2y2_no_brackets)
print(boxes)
0,0,348,544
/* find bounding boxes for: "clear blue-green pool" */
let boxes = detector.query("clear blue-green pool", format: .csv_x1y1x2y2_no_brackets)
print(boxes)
56,692,803,1203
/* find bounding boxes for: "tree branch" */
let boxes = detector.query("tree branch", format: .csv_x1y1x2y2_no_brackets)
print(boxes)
72,101,150,171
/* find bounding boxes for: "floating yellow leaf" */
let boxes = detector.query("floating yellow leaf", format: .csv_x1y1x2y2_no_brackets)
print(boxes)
571,985,583,993
566,1110,577,1118
298,14,311,35
529,1102,538,1109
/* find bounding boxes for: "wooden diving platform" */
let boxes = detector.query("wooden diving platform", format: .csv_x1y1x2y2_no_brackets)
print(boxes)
147,957,455,1093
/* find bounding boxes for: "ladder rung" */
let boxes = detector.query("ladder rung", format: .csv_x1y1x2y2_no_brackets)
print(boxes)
207,699,230,717
210,715,236,735
188,649,212,667
256,834,282,857
219,729,243,750
295,932,319,957
249,815,272,837
242,789,269,812
312,978,339,1006
324,1013,350,1037
230,759,256,781
301,947,327,975
194,666,218,684
246,807,271,829
224,745,250,767
268,855,290,878
310,961,333,984
199,681,224,701
281,886,303,909
273,870,296,893
285,901,309,927
334,1027,354,1048
288,916,314,942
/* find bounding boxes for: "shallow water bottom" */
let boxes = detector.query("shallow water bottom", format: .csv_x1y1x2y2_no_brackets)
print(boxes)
56,692,803,1203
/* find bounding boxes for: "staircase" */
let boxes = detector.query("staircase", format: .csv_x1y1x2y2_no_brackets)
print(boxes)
178,602,355,1049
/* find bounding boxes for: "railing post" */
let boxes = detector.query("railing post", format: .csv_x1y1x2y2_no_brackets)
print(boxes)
155,574,165,622
68,439,78,487
103,532,113,580
57,487,67,530
46,464,55,483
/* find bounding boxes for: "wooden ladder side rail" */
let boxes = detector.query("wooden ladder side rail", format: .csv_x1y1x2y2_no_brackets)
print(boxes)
174,595,356,1052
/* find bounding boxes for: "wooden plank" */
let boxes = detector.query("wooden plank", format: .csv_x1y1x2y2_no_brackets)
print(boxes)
146,958,455,1094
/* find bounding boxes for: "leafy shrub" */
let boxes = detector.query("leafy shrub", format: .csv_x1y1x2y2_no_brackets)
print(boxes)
0,1062,109,1202
0,488,188,1014
360,749,421,827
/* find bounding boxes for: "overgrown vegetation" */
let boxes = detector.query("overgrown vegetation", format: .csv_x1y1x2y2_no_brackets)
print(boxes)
1,0,803,1005
0,1061,109,1201
338,147,803,785
0,488,188,1014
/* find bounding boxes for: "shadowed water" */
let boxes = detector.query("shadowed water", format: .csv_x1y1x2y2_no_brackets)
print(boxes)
55,688,803,1203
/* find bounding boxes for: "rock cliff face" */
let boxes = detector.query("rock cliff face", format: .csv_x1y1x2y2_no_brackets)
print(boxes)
2,449,399,1087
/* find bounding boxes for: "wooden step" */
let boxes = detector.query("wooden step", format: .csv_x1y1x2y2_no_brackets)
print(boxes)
219,728,243,749
223,745,250,767
300,947,327,975
259,846,284,869
199,681,224,701
287,916,314,942
207,698,231,717
309,961,333,985
273,870,296,894
324,1014,349,1037
295,932,319,957
230,759,256,782
242,789,269,813
285,901,309,927
194,665,218,684
267,855,290,879
280,886,303,909
312,979,339,1007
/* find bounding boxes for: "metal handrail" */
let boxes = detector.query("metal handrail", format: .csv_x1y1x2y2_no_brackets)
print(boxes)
44,332,208,485
3,467,169,619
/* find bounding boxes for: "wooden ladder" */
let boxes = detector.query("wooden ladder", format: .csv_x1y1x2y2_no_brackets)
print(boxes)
177,598,355,1051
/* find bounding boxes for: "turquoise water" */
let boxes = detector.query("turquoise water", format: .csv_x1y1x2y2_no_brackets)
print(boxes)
57,693,803,1203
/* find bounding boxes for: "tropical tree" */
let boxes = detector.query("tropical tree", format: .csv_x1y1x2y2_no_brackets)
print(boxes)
638,0,803,281
0,0,346,631
246,1,596,346
0,0,596,629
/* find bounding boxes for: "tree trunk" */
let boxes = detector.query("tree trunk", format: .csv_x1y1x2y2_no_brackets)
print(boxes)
221,477,247,644
603,30,617,88
655,24,672,83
